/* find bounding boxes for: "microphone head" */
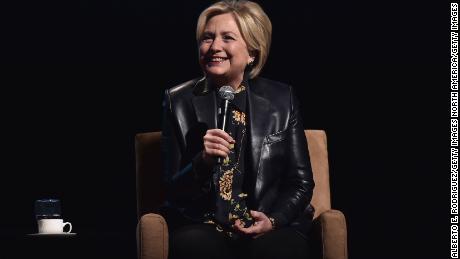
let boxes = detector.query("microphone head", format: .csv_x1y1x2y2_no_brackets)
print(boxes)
218,85,235,101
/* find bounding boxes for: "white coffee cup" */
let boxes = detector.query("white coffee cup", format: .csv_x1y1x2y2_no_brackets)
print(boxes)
37,219,72,234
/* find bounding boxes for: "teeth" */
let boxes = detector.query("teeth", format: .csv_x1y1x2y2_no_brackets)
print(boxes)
211,57,226,62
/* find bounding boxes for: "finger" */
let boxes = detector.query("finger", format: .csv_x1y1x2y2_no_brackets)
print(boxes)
250,210,263,219
203,135,232,149
208,129,235,143
204,142,230,154
236,224,259,235
233,219,241,227
235,224,250,234
233,219,243,230
204,143,230,157
208,129,233,140
233,220,249,233
205,148,228,158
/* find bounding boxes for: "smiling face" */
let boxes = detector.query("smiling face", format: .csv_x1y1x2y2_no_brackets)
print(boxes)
199,13,253,88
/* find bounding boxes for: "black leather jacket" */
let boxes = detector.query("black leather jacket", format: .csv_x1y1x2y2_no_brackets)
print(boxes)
161,76,315,237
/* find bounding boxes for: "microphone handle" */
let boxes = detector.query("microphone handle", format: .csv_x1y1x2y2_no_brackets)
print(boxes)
217,99,230,164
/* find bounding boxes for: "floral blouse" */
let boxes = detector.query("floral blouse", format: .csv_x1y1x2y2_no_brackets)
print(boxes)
203,85,254,239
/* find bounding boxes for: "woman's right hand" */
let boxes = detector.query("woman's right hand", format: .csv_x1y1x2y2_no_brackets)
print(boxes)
202,129,235,166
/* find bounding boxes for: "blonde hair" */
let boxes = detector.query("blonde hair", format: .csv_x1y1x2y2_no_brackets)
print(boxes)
196,0,272,79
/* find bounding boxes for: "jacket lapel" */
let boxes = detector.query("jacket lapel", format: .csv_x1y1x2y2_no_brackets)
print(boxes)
247,81,270,188
192,77,217,129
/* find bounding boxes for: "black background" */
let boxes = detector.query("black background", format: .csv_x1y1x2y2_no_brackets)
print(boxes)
0,1,448,258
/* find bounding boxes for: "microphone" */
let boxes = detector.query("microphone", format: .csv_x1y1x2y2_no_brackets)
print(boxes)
217,85,235,164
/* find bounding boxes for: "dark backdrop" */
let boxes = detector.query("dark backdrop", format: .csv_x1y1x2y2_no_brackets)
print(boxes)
0,1,448,258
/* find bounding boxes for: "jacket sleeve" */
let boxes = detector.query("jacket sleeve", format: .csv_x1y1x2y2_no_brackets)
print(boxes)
268,87,315,227
161,89,214,206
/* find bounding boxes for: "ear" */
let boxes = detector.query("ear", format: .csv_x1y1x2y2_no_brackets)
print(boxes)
248,49,257,63
248,56,255,65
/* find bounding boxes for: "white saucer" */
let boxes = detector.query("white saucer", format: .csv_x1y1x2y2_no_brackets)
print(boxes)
27,233,77,236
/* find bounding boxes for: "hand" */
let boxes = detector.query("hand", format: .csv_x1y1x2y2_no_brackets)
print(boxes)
233,210,274,239
202,129,235,166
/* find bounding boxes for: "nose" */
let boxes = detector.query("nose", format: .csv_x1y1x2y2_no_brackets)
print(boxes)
209,38,223,52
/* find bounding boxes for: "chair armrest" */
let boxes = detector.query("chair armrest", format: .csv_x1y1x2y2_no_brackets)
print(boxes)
137,213,169,259
311,209,348,259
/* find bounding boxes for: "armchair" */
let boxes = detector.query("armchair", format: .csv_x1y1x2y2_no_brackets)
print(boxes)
136,130,347,259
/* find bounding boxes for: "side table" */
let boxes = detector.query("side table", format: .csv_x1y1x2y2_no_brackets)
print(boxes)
23,233,78,259
1,231,136,259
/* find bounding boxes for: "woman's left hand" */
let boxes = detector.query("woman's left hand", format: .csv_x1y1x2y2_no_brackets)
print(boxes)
233,210,274,239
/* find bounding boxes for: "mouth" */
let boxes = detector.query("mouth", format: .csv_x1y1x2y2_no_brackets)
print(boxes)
206,56,229,65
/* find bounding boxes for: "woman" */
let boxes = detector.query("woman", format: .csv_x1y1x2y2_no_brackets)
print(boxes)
160,1,315,258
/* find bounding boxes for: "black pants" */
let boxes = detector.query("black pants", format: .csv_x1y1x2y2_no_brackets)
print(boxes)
169,223,310,259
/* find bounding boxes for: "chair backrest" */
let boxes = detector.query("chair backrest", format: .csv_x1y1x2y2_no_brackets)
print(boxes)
136,130,331,220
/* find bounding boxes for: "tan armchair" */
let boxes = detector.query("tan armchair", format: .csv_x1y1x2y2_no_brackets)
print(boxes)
136,130,348,259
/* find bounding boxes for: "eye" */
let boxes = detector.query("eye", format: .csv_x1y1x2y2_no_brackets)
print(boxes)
201,37,212,43
223,35,235,41
201,34,213,43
